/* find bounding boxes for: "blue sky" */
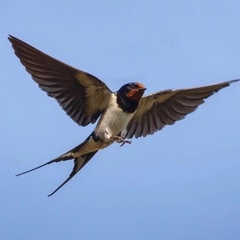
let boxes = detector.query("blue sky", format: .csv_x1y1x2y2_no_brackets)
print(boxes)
1,1,240,239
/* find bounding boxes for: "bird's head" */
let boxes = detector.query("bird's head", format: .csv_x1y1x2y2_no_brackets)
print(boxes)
117,82,146,102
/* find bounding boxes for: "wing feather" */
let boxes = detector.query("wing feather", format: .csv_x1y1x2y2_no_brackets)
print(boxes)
9,35,112,126
126,80,239,138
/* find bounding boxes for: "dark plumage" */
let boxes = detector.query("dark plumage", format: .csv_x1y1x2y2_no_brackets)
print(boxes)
9,35,239,196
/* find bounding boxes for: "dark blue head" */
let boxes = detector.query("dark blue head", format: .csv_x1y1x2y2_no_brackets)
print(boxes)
117,82,146,102
117,82,146,113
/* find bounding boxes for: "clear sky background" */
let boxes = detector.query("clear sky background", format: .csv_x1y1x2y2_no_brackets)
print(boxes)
1,1,240,239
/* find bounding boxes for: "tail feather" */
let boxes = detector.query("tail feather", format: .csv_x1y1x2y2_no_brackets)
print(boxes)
48,151,98,197
16,137,99,196
15,143,82,176
16,159,58,176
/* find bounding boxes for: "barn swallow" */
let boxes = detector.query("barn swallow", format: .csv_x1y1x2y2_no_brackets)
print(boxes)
9,35,239,197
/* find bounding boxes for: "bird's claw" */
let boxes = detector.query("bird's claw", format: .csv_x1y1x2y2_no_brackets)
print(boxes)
111,136,132,147
119,139,132,147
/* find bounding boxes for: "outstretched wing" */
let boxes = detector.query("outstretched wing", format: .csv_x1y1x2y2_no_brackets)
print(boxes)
9,35,112,126
125,80,239,138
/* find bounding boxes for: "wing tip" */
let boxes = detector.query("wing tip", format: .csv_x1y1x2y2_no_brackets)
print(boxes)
8,34,18,44
229,79,239,84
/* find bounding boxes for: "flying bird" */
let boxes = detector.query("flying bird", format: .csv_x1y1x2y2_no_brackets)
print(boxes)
8,35,239,197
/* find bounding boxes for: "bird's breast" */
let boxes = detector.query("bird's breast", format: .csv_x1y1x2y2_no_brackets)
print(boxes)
94,94,134,143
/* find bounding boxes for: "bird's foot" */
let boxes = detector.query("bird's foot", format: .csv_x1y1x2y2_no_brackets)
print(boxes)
111,136,132,147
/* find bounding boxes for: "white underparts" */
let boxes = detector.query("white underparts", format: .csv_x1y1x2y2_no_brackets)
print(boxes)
94,94,134,144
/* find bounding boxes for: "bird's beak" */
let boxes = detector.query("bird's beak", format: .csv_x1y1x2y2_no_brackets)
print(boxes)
139,87,147,91
137,83,146,91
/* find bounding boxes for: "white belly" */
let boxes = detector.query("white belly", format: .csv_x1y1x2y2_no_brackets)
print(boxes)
94,94,133,143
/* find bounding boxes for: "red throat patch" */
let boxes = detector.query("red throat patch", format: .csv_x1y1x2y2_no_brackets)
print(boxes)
127,88,145,101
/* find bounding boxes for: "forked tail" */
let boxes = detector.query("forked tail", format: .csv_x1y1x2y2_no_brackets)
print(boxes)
16,141,98,196
48,150,98,197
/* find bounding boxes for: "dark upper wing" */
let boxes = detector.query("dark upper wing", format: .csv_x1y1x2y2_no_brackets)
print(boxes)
125,80,239,138
8,35,112,126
